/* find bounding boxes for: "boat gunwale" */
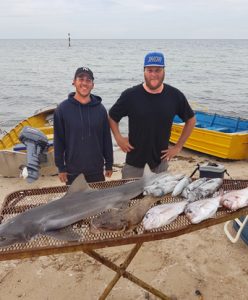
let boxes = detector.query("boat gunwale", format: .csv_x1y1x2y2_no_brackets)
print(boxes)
172,123,248,136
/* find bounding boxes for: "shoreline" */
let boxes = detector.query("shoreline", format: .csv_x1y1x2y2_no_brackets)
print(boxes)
0,148,248,299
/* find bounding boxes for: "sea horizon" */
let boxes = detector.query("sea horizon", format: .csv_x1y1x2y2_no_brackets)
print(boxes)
0,39,247,133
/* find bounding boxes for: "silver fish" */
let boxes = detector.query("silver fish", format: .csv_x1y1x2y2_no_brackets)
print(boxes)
220,187,248,211
172,176,192,197
186,177,208,191
0,167,161,247
181,178,208,198
186,178,223,202
149,173,185,186
154,174,185,184
144,181,178,197
143,201,188,230
185,196,221,224
199,178,223,193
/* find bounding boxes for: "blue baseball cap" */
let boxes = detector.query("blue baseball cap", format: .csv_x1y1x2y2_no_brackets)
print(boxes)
144,52,165,67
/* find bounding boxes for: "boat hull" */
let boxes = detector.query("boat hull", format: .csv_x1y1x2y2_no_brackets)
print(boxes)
0,150,56,177
0,106,57,177
170,123,248,160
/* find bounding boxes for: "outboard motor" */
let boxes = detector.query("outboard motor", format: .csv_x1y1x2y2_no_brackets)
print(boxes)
19,126,49,183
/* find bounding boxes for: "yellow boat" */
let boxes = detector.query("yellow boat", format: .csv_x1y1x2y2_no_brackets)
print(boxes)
0,106,57,177
170,111,248,160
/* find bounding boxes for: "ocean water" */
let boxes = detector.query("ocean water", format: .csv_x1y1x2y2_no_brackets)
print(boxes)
0,39,247,134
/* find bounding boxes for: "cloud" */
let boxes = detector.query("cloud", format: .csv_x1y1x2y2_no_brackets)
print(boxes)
0,0,247,38
109,0,167,12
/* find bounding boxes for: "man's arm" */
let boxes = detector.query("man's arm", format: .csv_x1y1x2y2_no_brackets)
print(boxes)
102,112,113,178
53,108,68,183
161,116,196,161
108,116,134,153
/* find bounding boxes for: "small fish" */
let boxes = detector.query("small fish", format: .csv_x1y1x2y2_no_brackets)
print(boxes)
143,201,188,230
181,178,207,198
220,187,248,211
199,178,223,194
185,196,221,224
186,178,208,191
90,196,159,233
144,181,178,197
186,178,223,202
156,173,185,183
172,176,192,197
148,173,185,186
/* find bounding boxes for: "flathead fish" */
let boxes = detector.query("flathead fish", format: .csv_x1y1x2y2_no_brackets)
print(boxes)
90,195,159,233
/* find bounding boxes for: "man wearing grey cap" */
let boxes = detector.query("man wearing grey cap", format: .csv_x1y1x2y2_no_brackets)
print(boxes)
54,67,113,184
109,52,196,178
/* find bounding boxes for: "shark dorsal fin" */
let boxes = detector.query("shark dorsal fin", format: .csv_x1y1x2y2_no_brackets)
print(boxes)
66,174,92,195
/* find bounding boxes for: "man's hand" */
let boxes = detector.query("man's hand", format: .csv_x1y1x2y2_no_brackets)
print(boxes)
58,172,68,183
161,145,182,161
116,135,134,153
109,117,134,153
105,170,113,178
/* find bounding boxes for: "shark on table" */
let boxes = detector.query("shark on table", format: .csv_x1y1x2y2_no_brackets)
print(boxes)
0,166,162,247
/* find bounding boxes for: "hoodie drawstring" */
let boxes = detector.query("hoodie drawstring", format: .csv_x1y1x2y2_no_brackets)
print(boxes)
87,106,91,137
79,103,91,139
79,104,84,140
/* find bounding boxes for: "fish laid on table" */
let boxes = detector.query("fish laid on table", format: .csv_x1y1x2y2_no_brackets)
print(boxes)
186,178,208,191
143,173,185,194
184,196,221,224
143,201,188,230
143,180,178,197
181,177,208,198
90,195,159,233
0,166,161,247
151,173,185,185
220,187,248,211
172,176,192,197
186,178,223,203
143,172,186,197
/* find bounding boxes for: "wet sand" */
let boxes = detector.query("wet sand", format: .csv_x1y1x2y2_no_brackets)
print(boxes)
0,148,247,300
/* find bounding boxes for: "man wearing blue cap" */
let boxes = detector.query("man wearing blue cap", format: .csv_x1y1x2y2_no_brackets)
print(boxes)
109,52,196,178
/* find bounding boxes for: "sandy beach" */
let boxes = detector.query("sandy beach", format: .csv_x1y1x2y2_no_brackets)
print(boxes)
0,148,247,300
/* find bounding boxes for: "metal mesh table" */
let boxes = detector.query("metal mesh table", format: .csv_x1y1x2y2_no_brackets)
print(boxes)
0,179,248,299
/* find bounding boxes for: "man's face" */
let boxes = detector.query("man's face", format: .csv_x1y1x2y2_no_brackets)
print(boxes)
144,67,165,91
73,74,94,98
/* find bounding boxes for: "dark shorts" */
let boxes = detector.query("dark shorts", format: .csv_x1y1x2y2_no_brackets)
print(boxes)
67,173,105,185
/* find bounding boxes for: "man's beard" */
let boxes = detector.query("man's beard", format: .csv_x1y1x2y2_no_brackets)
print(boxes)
144,74,165,91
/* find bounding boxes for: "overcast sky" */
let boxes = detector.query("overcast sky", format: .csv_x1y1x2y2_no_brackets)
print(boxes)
0,0,247,39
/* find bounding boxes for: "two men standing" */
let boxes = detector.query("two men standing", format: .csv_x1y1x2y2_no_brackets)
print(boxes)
54,52,195,183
